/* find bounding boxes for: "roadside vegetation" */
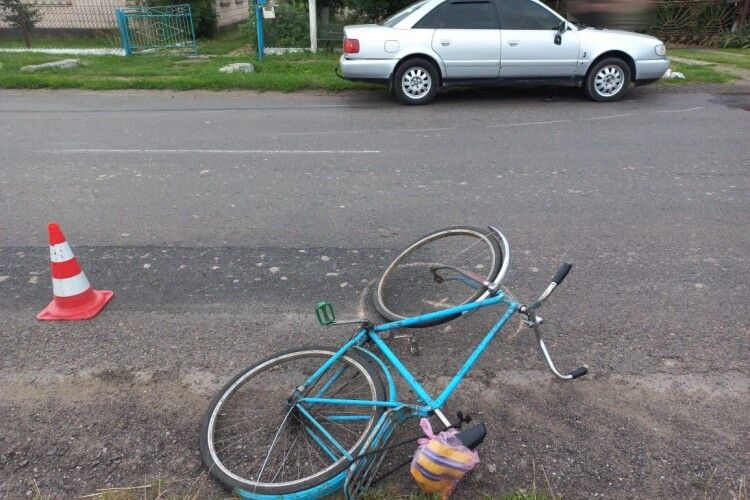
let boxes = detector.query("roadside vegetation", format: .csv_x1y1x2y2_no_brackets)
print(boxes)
670,48,750,70
0,50,379,91
0,29,747,91
661,61,740,84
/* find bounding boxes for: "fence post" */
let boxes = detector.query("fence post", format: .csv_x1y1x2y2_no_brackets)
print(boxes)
115,8,132,56
308,0,317,53
186,4,198,54
255,0,265,60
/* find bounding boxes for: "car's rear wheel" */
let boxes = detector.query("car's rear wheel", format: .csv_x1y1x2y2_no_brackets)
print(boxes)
393,58,439,105
584,57,631,102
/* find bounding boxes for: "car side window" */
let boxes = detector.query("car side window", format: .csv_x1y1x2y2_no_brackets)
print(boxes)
499,0,561,30
412,2,446,29
440,1,498,30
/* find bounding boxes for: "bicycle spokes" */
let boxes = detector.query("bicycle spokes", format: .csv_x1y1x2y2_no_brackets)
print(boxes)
206,350,383,491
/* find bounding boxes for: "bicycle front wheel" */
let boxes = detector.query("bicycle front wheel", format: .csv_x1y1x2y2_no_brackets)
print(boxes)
200,347,385,495
375,226,503,321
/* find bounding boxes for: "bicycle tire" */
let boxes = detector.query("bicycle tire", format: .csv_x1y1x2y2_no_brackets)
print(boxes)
374,226,503,322
200,346,386,495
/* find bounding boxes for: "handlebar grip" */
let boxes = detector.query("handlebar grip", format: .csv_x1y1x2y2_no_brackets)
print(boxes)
552,262,573,285
568,366,588,379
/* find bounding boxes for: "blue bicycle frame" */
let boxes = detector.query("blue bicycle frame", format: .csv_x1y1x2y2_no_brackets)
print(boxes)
297,290,518,443
235,291,519,499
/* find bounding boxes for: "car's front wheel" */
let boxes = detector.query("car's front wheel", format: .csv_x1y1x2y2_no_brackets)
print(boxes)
393,58,439,105
584,57,631,102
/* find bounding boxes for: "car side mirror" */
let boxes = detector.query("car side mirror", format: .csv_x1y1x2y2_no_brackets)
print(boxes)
554,21,565,45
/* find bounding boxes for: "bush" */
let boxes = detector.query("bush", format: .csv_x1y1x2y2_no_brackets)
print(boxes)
0,0,40,47
649,0,741,46
723,25,750,48
342,0,411,22
152,0,218,38
244,2,309,48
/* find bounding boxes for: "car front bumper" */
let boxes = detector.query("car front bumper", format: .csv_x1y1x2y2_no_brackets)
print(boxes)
635,58,670,82
339,55,397,83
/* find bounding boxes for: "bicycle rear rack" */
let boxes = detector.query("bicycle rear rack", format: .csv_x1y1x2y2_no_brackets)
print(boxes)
344,406,413,499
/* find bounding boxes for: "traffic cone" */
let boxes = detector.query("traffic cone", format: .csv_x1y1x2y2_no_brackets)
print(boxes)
37,222,114,321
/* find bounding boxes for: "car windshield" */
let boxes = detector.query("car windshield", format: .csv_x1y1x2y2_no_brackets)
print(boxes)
380,0,429,27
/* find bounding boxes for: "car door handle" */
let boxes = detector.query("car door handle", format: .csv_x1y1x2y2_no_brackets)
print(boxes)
508,40,519,47
441,40,451,46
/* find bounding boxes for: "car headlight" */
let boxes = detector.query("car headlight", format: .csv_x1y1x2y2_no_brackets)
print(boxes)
655,44,666,56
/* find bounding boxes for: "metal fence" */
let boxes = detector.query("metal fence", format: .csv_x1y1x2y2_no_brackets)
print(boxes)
116,4,197,54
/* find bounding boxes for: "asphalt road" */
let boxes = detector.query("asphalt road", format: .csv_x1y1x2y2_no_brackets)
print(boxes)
1,85,748,499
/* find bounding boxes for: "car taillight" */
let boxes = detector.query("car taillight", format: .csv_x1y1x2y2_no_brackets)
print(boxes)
343,38,360,54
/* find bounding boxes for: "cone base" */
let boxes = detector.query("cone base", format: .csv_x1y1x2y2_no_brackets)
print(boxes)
37,289,114,321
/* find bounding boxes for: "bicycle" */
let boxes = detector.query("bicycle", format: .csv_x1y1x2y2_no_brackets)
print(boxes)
199,226,588,499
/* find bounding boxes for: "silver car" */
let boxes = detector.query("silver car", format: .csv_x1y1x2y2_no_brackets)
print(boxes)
338,0,669,105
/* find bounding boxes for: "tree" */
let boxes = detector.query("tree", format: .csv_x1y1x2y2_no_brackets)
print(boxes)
342,0,412,22
737,0,748,29
0,0,40,48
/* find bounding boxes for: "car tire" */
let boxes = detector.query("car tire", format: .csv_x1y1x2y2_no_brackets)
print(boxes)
584,57,631,102
393,58,440,105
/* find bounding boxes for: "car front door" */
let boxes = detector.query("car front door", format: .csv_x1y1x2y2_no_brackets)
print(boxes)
498,0,579,77
431,0,501,79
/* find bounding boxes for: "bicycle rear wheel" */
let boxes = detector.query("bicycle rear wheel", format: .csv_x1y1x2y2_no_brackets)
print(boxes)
200,347,385,495
374,226,502,321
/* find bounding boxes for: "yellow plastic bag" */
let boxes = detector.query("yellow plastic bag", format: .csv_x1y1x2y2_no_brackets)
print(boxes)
410,418,479,499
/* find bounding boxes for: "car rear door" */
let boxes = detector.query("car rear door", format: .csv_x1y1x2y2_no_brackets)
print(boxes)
430,0,501,79
497,0,579,77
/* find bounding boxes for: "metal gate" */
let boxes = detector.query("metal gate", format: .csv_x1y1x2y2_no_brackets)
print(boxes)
116,4,197,56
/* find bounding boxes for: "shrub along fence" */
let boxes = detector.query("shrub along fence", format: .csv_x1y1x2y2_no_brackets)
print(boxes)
648,0,744,46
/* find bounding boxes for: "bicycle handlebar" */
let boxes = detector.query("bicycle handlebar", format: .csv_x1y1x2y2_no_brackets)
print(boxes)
527,262,573,311
552,262,572,286
430,254,586,381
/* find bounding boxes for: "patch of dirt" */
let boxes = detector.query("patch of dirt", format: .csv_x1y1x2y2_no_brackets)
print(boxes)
226,46,254,57
0,370,223,498
1,368,747,498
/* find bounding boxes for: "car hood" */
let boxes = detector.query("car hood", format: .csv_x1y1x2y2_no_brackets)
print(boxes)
580,27,662,44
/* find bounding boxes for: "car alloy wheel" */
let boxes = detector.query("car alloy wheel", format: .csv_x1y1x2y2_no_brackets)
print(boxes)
401,66,432,100
594,65,625,98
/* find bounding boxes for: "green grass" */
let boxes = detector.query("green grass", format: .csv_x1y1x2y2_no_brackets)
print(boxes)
670,48,750,70
0,27,381,91
0,50,379,91
658,60,740,84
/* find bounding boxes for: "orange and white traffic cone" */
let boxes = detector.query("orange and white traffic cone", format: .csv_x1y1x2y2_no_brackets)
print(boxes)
37,222,114,321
